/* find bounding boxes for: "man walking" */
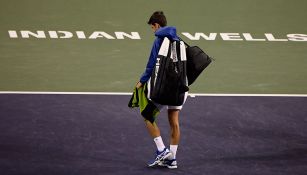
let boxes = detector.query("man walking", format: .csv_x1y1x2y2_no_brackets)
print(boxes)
136,11,188,169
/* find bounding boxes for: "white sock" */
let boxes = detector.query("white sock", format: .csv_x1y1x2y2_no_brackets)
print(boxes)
170,145,178,159
153,136,166,152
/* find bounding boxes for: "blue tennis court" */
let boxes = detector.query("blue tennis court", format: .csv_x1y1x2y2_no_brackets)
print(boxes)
1,93,306,174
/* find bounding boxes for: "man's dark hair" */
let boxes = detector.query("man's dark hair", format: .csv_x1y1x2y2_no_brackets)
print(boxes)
147,11,167,27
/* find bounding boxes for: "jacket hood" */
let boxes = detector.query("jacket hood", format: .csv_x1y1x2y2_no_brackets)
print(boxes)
155,26,179,40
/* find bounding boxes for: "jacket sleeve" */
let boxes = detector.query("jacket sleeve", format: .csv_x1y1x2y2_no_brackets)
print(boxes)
139,38,162,84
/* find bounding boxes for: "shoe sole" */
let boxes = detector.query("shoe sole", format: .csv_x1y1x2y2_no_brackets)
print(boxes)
158,162,178,169
158,159,178,169
167,165,178,169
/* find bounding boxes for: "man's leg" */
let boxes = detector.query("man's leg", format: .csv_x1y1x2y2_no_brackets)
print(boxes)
157,109,180,169
167,92,187,159
168,109,180,145
168,109,180,160
145,121,166,152
145,120,161,138
145,120,171,167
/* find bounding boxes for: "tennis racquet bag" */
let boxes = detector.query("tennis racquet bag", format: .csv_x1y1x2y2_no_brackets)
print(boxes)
179,38,213,86
147,37,189,106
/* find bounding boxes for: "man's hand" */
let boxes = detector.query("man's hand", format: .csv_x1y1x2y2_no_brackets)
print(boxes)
136,82,143,89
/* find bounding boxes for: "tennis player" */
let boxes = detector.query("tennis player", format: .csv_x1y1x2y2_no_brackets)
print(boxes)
136,11,188,169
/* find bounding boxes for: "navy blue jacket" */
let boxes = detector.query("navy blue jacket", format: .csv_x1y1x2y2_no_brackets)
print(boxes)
140,26,179,84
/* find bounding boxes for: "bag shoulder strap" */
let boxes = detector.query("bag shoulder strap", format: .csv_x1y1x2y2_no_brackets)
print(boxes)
178,37,190,47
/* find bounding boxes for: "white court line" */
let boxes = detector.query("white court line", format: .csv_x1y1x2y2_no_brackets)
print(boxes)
0,91,307,97
188,93,307,97
0,91,131,95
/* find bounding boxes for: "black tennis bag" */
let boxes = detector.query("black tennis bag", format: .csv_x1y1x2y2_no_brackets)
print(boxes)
148,38,189,106
180,39,213,86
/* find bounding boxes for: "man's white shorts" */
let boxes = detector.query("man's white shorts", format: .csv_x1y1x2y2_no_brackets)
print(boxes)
154,92,188,111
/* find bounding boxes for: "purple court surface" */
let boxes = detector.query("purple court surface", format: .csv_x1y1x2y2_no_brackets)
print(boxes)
0,94,307,175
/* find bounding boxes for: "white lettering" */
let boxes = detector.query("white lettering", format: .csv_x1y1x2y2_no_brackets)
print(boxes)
265,33,288,41
287,34,307,41
48,31,73,39
220,33,243,41
57,31,73,38
115,32,140,39
8,30,18,38
181,32,217,40
21,31,46,38
89,32,115,39
7,30,307,42
48,31,58,38
243,33,266,41
76,31,86,39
